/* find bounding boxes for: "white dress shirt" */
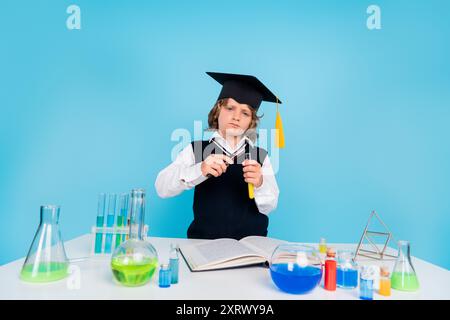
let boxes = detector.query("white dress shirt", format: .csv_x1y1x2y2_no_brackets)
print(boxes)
154,131,279,215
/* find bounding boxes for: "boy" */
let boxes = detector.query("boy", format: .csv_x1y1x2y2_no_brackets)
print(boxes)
155,72,282,240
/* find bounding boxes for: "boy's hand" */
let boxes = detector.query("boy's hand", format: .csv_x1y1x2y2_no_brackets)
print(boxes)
243,160,263,188
201,154,233,178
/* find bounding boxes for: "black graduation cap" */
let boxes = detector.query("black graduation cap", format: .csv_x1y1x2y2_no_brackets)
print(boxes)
206,71,285,148
206,72,282,111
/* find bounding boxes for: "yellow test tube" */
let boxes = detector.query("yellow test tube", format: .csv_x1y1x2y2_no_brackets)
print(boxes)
245,153,255,199
248,183,254,199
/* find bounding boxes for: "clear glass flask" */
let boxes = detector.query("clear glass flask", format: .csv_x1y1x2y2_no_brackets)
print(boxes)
391,240,419,292
20,205,69,283
111,189,158,287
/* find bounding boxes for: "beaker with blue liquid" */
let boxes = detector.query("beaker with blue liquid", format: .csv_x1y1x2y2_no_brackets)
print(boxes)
269,244,323,294
336,250,358,289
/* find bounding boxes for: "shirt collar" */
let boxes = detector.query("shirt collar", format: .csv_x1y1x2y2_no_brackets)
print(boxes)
208,131,254,153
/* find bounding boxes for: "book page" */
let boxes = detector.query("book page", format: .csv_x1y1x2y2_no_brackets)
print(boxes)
239,236,288,260
180,238,265,270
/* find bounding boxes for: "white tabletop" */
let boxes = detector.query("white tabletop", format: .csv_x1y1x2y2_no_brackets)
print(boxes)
1,234,448,300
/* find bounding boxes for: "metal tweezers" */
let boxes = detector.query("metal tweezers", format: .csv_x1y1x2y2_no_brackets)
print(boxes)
206,139,247,178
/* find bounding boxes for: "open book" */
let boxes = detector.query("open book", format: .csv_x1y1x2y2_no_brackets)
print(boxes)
179,236,287,272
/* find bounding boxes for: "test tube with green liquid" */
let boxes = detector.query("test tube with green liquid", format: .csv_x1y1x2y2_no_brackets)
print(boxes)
95,193,106,254
116,193,129,248
123,196,130,242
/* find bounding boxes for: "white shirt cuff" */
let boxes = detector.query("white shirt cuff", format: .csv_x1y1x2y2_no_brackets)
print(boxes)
180,162,207,188
253,176,279,215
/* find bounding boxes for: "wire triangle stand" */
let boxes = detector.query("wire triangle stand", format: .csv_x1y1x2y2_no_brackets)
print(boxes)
354,210,397,261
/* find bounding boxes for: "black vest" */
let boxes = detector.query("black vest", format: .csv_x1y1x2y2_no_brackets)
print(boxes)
187,140,269,240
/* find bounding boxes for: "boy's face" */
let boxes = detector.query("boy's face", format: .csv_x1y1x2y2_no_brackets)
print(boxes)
218,98,253,137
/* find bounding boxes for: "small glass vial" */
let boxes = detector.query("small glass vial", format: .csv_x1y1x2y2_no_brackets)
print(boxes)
319,238,327,254
360,266,375,300
324,248,337,291
337,250,358,289
379,266,391,297
169,243,179,284
159,264,171,288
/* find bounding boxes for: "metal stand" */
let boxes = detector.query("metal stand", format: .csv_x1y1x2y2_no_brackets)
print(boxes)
354,210,397,261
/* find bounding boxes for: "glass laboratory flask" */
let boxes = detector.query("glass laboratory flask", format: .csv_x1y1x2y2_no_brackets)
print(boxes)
336,250,358,289
20,205,69,283
111,189,158,286
391,240,419,291
269,244,323,294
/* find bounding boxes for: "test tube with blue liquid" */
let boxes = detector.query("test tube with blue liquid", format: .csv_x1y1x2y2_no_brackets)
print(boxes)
169,243,179,284
94,193,106,254
116,193,128,248
104,193,117,253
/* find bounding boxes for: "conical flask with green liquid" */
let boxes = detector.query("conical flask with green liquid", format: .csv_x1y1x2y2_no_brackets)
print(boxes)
391,240,420,292
20,205,69,283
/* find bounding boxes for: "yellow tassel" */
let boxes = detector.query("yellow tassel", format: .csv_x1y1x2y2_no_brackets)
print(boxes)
275,97,285,148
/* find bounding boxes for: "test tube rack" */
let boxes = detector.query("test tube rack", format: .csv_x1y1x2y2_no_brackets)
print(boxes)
90,224,149,256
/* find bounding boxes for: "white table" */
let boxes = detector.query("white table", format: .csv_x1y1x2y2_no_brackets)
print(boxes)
1,234,448,300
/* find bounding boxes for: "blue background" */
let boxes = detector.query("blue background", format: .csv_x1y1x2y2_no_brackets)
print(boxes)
1,0,449,269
